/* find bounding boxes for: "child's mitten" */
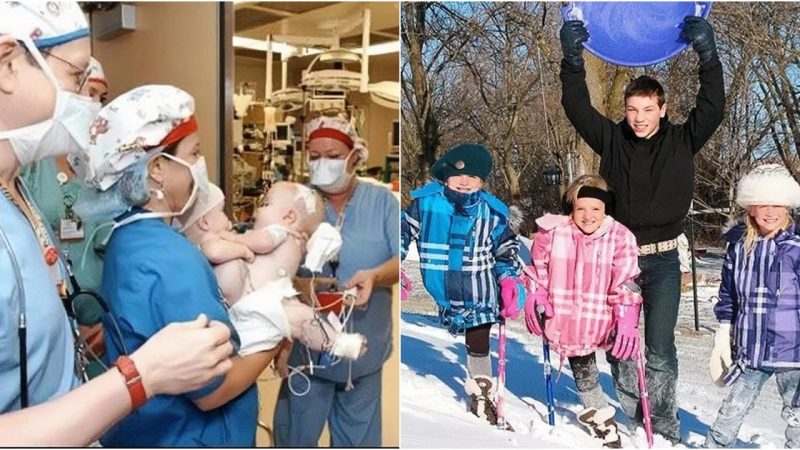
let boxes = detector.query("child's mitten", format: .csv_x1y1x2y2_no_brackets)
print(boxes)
611,303,641,360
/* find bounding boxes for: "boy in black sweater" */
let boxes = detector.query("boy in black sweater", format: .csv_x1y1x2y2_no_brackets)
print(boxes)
559,16,725,444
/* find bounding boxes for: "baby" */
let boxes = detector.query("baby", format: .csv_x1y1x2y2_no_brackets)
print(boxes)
181,181,366,360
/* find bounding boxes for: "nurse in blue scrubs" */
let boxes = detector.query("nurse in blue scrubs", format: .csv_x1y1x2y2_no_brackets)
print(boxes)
274,116,400,447
0,0,99,413
75,84,279,447
0,3,239,444
21,57,110,380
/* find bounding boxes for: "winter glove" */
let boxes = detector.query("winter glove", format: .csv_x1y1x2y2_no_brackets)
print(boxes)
680,16,717,65
525,286,553,336
709,323,732,384
401,269,412,301
499,277,527,319
560,20,590,67
611,304,641,360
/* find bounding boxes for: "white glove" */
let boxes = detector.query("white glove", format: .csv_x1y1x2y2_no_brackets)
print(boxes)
263,224,288,245
304,223,342,273
709,323,733,384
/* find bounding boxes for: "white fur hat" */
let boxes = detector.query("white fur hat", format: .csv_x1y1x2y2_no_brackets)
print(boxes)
736,164,800,208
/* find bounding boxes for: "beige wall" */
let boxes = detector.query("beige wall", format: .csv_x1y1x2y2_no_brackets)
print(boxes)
91,2,221,183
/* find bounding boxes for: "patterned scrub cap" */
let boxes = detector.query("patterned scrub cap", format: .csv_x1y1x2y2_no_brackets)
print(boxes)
81,84,196,191
0,1,89,47
305,115,368,164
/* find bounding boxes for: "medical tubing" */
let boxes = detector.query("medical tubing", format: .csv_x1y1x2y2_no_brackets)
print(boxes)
0,220,29,408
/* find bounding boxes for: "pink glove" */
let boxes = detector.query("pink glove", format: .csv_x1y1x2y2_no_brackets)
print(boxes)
525,286,553,336
499,277,524,319
611,304,641,360
401,270,412,301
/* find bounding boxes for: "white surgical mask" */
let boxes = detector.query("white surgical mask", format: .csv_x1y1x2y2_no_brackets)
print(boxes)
162,153,210,219
114,153,209,232
0,37,101,166
308,150,355,194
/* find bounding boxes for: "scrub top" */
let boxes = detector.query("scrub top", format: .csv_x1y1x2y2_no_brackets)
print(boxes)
99,207,257,447
290,181,400,382
21,158,109,298
0,190,78,412
22,158,110,378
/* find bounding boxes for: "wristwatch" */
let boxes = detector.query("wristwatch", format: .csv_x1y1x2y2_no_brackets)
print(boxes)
114,355,147,410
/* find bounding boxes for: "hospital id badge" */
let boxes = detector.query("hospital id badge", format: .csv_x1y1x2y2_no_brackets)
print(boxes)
60,218,85,241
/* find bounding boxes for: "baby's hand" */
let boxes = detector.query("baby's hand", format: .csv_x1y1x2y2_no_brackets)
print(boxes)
244,248,255,263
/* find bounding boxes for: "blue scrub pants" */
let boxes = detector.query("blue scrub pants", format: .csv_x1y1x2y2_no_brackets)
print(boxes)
273,369,382,447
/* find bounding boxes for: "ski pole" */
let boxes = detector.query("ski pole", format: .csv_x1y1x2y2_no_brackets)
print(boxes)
496,318,508,430
636,348,654,448
537,305,556,426
517,257,555,425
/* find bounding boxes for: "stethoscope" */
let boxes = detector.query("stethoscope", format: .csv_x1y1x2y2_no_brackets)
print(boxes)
61,252,129,375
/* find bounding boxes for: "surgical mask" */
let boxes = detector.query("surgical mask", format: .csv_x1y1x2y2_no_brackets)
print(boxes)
114,153,209,232
0,37,101,166
308,151,354,194
160,153,210,220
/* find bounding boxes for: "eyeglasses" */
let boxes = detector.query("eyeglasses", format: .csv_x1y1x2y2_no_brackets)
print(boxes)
40,50,90,94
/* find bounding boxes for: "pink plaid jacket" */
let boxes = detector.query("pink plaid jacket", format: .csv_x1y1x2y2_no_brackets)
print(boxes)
530,214,642,358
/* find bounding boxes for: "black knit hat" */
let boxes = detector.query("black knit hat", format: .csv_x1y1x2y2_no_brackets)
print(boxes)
431,144,493,182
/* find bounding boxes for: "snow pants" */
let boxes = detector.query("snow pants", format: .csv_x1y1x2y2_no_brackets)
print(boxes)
706,367,800,448
608,248,682,443
273,368,383,447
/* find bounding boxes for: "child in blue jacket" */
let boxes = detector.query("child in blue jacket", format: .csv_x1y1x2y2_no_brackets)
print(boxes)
401,143,525,425
707,164,800,447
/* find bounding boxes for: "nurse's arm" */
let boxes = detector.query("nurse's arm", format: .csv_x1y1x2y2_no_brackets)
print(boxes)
192,346,279,411
0,315,234,446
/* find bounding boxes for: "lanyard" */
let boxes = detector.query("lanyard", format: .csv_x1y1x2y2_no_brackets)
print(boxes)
326,181,357,278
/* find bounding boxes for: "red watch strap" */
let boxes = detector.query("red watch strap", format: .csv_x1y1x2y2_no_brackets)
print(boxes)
114,355,147,410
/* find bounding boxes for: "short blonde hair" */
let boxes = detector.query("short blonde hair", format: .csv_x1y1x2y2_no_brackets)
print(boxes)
565,174,609,208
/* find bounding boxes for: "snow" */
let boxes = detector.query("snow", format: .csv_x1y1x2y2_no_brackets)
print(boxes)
401,247,785,449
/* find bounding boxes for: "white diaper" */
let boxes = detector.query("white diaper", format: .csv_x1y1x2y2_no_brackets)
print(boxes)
229,276,296,356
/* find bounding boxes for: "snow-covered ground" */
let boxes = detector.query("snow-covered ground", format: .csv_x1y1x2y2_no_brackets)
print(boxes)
401,243,784,448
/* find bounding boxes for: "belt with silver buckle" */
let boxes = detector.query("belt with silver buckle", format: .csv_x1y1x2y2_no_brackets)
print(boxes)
638,238,678,255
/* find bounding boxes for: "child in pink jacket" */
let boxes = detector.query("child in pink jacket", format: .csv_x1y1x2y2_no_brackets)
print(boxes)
527,175,643,448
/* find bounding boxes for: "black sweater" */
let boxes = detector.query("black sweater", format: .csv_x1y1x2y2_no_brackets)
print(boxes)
560,58,725,245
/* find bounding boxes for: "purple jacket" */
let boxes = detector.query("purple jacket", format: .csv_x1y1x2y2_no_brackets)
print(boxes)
715,221,800,383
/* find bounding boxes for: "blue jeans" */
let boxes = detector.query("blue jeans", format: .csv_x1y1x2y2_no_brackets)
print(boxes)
706,368,800,448
608,248,682,443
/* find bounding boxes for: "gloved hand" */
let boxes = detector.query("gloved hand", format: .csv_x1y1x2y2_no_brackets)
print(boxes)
611,304,641,360
560,20,590,67
401,269,412,301
525,286,553,336
709,323,732,383
680,16,717,65
499,277,526,319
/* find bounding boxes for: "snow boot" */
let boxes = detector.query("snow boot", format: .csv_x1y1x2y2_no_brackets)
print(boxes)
578,406,622,448
465,376,498,426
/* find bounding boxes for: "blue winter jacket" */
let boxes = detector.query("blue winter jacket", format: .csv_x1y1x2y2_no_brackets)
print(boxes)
715,221,800,384
401,182,521,329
